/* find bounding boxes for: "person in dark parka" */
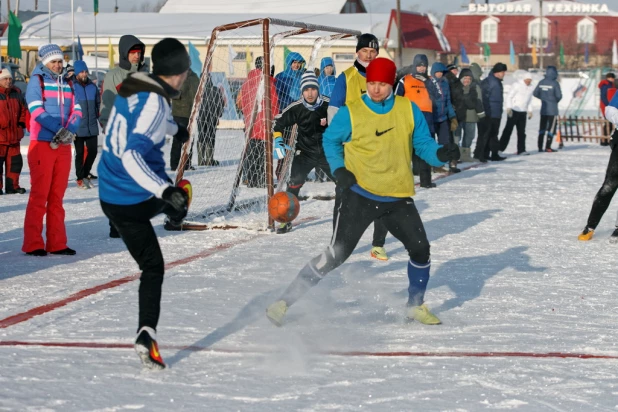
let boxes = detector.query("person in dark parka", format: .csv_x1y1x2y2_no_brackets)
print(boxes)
474,62,507,162
533,66,562,152
72,60,100,189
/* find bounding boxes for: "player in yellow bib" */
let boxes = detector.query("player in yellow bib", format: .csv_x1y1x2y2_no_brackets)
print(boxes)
266,58,460,326
328,33,392,262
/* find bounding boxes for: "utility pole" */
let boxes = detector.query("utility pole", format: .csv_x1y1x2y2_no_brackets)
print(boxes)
6,0,10,18
396,0,402,68
35,0,37,11
539,0,544,70
114,0,118,12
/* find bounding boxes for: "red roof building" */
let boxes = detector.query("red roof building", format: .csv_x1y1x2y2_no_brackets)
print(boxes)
443,0,618,69
385,10,451,66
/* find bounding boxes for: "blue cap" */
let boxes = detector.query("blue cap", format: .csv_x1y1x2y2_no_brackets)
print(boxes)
74,60,89,74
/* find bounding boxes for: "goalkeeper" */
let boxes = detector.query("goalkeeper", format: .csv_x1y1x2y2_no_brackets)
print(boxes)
266,58,460,327
98,38,191,370
272,71,333,234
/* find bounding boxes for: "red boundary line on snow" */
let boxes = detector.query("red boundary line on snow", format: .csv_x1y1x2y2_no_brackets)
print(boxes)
0,217,319,330
0,340,616,360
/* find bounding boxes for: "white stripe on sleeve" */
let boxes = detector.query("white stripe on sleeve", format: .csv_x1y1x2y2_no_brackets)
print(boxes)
132,94,167,145
121,149,170,198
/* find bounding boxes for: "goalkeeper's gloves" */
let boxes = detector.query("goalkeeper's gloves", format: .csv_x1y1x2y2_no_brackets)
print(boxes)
161,186,189,221
273,136,292,160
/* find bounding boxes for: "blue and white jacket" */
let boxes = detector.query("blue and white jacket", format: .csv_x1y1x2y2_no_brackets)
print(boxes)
98,73,178,205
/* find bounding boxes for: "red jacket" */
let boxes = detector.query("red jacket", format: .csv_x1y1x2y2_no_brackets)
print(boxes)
0,86,27,145
240,69,279,140
598,79,616,115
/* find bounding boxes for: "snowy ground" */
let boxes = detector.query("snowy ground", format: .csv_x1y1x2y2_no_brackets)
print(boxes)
1,114,618,411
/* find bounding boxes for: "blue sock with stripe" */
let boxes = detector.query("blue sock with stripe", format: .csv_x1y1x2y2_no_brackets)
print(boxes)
407,259,430,306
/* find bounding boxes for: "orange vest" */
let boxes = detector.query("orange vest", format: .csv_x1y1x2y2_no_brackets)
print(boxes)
401,75,432,113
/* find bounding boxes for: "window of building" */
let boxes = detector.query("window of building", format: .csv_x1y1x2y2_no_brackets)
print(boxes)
480,17,498,43
528,18,550,47
577,18,596,43
234,51,253,61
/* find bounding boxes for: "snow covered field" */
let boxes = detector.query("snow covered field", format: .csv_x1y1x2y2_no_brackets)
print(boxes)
1,116,618,411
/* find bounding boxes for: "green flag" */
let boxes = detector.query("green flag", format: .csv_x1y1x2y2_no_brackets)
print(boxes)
483,43,491,62
8,11,23,60
283,46,291,65
559,43,565,66
94,0,99,14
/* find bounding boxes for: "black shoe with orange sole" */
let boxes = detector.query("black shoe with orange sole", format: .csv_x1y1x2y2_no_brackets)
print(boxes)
134,327,166,370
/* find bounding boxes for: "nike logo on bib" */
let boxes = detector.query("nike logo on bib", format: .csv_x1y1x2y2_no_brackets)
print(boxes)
375,127,394,136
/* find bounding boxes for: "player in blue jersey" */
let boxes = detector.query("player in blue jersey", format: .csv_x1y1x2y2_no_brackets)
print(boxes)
98,38,191,370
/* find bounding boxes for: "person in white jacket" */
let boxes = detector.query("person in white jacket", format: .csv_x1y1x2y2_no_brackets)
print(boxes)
499,72,535,155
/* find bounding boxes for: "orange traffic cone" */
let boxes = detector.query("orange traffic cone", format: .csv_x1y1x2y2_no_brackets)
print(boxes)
556,129,563,149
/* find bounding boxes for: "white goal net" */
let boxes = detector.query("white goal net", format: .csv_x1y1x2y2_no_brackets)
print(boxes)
175,18,360,230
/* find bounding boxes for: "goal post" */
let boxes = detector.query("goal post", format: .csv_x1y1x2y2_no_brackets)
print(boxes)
175,18,361,230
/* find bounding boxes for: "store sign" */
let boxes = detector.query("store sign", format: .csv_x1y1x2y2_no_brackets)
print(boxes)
468,3,609,14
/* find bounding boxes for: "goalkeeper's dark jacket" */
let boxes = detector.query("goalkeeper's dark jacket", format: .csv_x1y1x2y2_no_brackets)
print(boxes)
272,96,329,157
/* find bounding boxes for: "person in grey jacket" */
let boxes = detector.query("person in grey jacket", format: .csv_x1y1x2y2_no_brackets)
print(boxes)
453,68,485,162
100,35,147,129
533,66,562,152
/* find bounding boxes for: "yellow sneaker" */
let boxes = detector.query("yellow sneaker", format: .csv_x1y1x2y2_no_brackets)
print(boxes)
407,304,442,325
266,300,288,326
578,227,594,241
370,246,388,261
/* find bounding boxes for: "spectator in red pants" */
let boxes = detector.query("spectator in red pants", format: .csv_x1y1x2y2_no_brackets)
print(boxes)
0,68,27,195
22,44,82,256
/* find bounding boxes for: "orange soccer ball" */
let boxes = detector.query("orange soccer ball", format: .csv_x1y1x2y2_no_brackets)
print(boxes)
268,192,300,223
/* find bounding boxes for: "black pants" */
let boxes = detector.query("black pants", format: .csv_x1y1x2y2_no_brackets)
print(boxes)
585,144,618,229
196,120,218,166
413,153,432,186
332,189,390,248
101,198,178,332
280,190,430,306
474,117,501,160
538,115,557,151
499,110,527,153
286,151,334,197
170,116,191,171
244,139,265,188
74,136,98,180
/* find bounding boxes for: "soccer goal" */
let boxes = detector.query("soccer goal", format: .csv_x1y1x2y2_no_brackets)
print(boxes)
175,18,361,230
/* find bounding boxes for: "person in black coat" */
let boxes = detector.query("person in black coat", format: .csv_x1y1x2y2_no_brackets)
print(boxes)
196,75,225,166
271,71,332,233
474,62,507,162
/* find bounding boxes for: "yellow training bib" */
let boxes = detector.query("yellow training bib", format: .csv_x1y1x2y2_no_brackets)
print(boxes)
346,96,416,197
343,66,367,105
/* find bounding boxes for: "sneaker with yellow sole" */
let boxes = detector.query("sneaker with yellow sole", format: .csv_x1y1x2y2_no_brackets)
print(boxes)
578,227,594,241
266,300,288,326
407,304,442,325
370,246,388,261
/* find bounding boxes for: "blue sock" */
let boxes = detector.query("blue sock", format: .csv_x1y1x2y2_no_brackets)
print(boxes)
407,259,430,306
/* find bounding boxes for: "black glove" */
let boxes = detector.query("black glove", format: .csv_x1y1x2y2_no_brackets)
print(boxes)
333,168,356,191
436,143,461,162
162,186,189,221
18,122,26,129
174,125,190,144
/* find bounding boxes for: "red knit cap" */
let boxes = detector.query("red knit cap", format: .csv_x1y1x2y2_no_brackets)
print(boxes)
366,57,396,85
